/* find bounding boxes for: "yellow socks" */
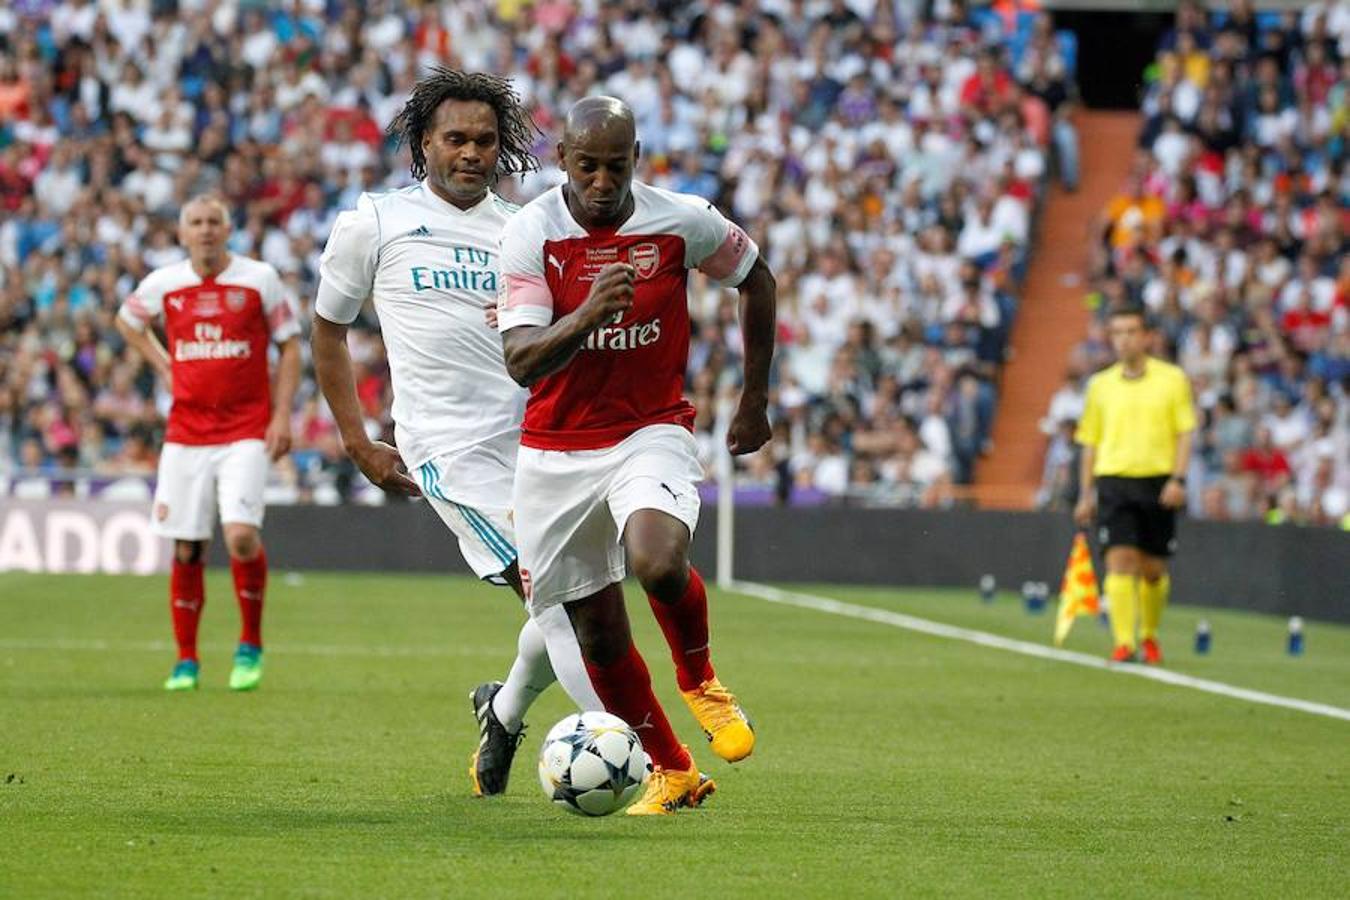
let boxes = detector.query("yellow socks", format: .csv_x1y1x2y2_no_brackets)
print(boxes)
1105,572,1138,650
1139,574,1170,641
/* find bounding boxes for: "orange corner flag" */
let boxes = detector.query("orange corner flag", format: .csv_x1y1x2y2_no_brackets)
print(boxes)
1053,533,1100,646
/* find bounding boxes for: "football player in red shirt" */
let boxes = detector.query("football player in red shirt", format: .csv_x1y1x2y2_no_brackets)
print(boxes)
116,195,301,692
498,97,776,815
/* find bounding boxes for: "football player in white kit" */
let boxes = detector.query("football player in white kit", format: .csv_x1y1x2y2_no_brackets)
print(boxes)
311,70,562,796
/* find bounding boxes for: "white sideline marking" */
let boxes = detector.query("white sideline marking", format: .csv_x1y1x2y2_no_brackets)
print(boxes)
729,580,1350,724
0,638,491,659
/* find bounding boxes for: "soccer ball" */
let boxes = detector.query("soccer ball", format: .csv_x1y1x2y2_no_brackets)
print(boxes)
537,711,651,816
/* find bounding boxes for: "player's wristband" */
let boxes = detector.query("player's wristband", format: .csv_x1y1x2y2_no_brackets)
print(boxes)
1167,476,1186,487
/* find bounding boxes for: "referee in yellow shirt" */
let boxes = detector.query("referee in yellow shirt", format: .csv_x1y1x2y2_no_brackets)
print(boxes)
1074,304,1196,664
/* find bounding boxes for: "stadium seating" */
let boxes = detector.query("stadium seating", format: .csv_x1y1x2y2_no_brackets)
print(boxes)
0,2,1078,507
1038,0,1348,528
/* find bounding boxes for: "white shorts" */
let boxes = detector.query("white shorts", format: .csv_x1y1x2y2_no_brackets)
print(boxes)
513,424,703,611
416,450,517,584
152,439,268,540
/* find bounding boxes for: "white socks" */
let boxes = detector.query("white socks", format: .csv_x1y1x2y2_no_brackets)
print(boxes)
491,616,556,734
531,604,605,712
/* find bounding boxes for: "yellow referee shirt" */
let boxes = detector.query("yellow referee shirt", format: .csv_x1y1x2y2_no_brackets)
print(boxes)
1075,358,1197,477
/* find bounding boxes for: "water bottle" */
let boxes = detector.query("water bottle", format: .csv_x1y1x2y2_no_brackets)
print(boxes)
1024,582,1047,614
979,574,996,603
1287,617,1304,656
1194,619,1211,655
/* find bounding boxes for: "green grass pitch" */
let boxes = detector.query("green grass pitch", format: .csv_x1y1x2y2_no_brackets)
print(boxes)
1,571,1346,898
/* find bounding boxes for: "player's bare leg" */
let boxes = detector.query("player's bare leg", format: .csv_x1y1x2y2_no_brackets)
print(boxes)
530,584,712,815
626,508,755,763
165,539,206,691
223,523,266,691
470,561,557,796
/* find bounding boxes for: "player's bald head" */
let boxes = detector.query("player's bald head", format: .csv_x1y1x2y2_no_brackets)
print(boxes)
562,96,636,151
557,96,641,227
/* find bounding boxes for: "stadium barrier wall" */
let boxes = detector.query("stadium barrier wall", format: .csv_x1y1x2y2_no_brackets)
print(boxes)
2,500,1345,624
0,500,172,575
694,507,1349,624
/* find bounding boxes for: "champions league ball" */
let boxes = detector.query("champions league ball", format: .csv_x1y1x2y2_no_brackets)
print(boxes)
538,712,651,816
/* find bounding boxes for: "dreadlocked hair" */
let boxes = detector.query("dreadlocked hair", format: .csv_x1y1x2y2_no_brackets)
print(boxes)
387,67,541,182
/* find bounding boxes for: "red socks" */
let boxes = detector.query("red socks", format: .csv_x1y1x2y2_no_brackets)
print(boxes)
169,559,205,662
584,642,692,772
647,567,715,692
230,548,267,648
170,548,266,659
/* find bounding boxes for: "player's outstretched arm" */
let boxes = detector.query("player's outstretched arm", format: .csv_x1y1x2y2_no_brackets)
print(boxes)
501,263,635,387
726,256,776,456
265,336,301,461
310,313,420,497
114,315,173,388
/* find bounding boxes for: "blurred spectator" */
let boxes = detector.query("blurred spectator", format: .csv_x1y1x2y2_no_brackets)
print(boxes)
1043,0,1348,527
2,0,1077,509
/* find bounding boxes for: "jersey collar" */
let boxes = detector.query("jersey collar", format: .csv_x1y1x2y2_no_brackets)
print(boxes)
555,182,640,237
421,181,493,216
190,254,233,285
1119,357,1151,381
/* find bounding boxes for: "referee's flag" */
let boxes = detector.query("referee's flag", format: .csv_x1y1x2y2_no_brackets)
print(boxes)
1054,533,1100,646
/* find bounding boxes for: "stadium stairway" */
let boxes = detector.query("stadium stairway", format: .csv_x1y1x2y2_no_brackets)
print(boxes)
973,110,1139,508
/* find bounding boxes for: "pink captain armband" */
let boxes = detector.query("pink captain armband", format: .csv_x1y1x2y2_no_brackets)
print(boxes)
120,294,152,327
267,299,295,332
698,222,754,283
503,273,553,311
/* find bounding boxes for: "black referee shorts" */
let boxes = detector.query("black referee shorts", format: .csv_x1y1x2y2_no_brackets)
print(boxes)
1096,475,1177,557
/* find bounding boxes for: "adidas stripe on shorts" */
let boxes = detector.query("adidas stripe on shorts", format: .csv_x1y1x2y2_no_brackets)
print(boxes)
417,455,517,586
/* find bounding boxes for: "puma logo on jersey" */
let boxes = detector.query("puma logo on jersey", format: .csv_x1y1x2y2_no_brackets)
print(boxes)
547,254,564,277
660,482,679,502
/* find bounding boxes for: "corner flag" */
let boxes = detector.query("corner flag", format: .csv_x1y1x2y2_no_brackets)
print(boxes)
1053,532,1100,646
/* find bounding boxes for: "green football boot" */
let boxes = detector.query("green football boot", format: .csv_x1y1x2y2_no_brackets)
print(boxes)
229,643,263,692
164,659,199,692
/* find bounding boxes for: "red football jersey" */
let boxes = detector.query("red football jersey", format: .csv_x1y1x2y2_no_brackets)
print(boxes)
498,181,757,450
118,255,300,445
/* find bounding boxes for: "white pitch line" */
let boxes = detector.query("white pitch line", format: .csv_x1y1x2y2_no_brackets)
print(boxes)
729,580,1350,724
0,637,492,659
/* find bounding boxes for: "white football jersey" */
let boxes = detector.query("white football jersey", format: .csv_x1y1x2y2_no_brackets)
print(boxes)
317,182,526,478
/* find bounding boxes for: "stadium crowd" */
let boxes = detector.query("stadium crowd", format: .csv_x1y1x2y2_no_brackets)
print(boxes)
0,0,1077,507
1038,0,1349,528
